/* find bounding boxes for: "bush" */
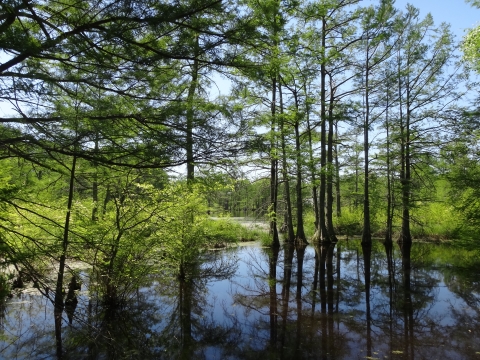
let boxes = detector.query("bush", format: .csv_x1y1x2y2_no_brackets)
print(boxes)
411,202,462,240
334,208,363,237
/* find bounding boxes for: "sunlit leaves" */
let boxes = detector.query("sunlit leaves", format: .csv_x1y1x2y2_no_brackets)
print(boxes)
462,26,480,73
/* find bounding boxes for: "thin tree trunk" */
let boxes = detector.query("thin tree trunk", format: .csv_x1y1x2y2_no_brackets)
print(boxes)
269,5,280,247
362,49,372,246
400,98,412,244
399,53,411,245
305,84,320,231
313,16,329,243
279,83,295,242
186,35,200,183
55,154,77,359
102,184,111,218
334,122,341,218
385,76,393,244
293,92,307,244
355,143,360,209
270,76,279,247
92,135,99,221
326,77,337,242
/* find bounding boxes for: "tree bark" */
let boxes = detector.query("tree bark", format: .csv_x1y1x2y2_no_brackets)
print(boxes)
270,76,279,247
293,92,307,244
326,77,337,242
186,35,200,183
306,91,320,230
385,75,393,244
312,16,329,243
334,122,341,218
279,83,295,242
398,51,412,245
362,40,372,246
55,154,77,359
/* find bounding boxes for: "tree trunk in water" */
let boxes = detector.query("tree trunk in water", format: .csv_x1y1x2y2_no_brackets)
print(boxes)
55,154,77,360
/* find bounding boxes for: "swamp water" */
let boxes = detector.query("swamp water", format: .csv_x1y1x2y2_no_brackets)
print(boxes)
1,240,479,359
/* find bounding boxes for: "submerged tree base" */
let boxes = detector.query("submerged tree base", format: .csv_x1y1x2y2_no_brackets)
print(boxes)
310,229,337,244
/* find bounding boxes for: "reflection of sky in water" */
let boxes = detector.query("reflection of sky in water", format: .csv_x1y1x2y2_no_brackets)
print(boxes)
1,241,479,359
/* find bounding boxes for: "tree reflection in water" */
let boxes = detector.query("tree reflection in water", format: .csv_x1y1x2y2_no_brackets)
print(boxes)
0,241,479,359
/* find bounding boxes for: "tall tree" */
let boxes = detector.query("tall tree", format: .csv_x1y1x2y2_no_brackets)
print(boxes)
356,0,397,245
305,0,360,243
394,6,459,245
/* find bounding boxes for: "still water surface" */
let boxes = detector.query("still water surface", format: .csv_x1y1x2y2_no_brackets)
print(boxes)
1,240,479,359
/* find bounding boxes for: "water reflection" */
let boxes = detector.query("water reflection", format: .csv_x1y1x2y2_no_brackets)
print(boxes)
1,241,479,359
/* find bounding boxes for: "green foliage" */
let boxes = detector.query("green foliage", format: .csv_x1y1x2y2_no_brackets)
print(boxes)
303,211,316,238
203,218,240,244
157,183,210,268
334,207,364,237
462,26,480,73
259,230,275,247
444,136,480,240
463,0,480,72
410,202,462,240
203,218,266,244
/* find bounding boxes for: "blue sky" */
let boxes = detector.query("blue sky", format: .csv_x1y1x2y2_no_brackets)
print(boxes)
389,0,480,40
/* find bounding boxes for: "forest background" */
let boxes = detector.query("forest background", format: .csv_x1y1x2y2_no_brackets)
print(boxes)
1,0,480,335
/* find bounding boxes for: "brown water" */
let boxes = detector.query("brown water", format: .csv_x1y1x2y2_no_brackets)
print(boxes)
1,240,479,359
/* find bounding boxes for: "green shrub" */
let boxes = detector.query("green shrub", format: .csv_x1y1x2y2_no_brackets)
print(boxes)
204,218,247,244
303,211,316,238
334,208,363,237
411,202,462,240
